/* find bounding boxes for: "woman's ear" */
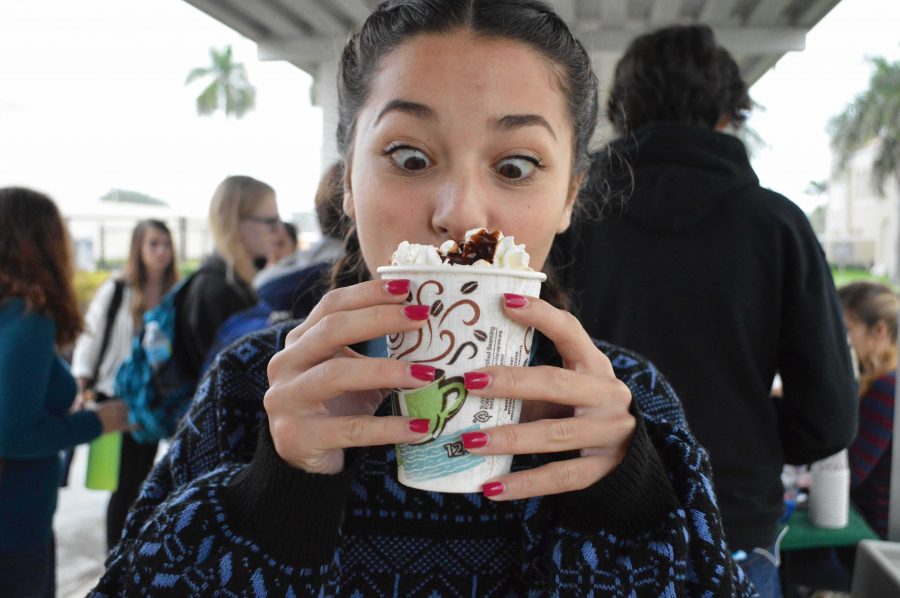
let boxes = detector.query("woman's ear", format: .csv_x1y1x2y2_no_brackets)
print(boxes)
342,170,356,221
556,172,585,234
874,320,891,343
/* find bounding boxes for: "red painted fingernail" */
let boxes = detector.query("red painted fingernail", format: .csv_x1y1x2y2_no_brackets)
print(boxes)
461,431,488,449
409,364,436,382
408,419,431,433
464,372,490,390
482,482,505,497
403,305,430,320
503,293,528,308
385,279,410,295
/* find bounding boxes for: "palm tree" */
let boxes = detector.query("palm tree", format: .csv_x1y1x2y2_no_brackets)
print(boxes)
828,57,900,196
829,57,900,283
186,46,256,119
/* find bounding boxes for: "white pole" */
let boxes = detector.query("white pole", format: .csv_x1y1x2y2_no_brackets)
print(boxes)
887,192,900,541
314,60,340,174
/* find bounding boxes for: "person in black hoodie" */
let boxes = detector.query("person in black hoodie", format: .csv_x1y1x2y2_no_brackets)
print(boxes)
557,24,857,597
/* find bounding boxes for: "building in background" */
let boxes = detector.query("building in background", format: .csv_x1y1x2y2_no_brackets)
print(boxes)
65,197,211,269
824,138,899,278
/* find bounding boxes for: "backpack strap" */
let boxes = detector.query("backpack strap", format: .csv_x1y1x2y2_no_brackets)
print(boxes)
91,279,126,384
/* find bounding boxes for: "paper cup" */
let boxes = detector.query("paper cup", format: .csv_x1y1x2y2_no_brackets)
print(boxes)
808,468,850,529
377,264,545,493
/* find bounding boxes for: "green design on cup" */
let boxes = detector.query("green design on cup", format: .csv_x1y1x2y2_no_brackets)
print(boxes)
402,369,467,444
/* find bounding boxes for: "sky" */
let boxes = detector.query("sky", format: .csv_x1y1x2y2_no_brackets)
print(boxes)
0,0,898,219
748,0,900,213
0,0,320,218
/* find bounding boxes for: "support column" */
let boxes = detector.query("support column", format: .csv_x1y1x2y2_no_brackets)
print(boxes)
314,60,341,173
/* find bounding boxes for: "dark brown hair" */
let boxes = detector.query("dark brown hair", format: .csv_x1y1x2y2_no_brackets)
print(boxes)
0,187,83,347
330,0,598,310
607,24,751,135
315,162,351,240
121,219,179,326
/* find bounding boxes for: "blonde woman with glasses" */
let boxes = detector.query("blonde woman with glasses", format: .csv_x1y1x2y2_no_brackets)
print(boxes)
173,175,280,383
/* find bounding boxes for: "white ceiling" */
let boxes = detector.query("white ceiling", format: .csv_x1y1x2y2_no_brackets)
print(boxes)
183,0,843,85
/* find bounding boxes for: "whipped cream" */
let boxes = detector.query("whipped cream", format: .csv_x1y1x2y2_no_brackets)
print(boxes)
389,228,532,270
390,241,443,266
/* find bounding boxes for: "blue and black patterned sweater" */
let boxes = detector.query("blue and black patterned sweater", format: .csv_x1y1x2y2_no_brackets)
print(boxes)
92,322,755,596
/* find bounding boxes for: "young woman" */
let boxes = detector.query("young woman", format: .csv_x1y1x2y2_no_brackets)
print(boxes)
174,175,280,382
839,281,899,539
0,187,131,597
71,219,178,551
93,2,753,595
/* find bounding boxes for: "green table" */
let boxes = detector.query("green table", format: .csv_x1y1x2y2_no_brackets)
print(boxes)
780,507,878,552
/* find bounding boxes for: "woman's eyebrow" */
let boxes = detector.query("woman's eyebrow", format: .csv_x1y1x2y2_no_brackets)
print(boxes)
375,99,437,125
492,114,557,140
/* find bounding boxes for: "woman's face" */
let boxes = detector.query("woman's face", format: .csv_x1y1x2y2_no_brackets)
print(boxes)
344,31,582,274
844,311,892,366
239,194,281,261
140,226,173,276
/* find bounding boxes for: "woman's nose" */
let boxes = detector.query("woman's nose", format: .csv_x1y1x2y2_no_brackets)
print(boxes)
430,177,492,241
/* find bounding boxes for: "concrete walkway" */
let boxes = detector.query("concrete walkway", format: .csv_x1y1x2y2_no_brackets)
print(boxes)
56,444,108,597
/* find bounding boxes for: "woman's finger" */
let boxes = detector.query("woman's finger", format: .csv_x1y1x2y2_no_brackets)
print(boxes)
273,413,432,455
480,455,619,501
500,294,610,375
459,414,634,456
291,303,430,370
267,357,437,408
463,365,632,409
271,301,429,377
285,279,412,345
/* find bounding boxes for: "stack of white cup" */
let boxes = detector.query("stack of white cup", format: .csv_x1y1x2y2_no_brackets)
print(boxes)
808,450,850,529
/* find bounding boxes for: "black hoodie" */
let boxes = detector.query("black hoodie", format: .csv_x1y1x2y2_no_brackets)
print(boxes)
557,122,857,551
173,254,257,384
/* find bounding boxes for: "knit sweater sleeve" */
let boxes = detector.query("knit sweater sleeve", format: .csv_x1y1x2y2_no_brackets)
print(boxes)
532,341,752,595
101,325,286,574
598,340,691,433
545,341,693,536
849,373,896,488
546,417,756,596
90,421,355,596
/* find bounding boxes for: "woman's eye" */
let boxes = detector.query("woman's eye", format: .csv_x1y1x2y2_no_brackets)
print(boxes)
495,156,539,181
388,146,431,172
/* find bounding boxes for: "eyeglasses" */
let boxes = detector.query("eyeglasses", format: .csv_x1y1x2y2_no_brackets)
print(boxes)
243,216,282,231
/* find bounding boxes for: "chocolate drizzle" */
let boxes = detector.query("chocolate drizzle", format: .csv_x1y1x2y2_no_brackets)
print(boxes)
442,229,502,266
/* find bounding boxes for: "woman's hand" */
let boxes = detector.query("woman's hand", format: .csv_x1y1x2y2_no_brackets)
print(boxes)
71,377,94,413
459,293,636,500
96,399,132,434
264,279,438,475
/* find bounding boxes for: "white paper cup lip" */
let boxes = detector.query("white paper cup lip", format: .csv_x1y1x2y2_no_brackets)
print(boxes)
377,264,547,281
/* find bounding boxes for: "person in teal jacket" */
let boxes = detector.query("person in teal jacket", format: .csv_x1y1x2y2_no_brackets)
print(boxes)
0,187,131,598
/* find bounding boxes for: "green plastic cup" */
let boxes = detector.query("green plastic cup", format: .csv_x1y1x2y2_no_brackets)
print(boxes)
85,432,121,491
